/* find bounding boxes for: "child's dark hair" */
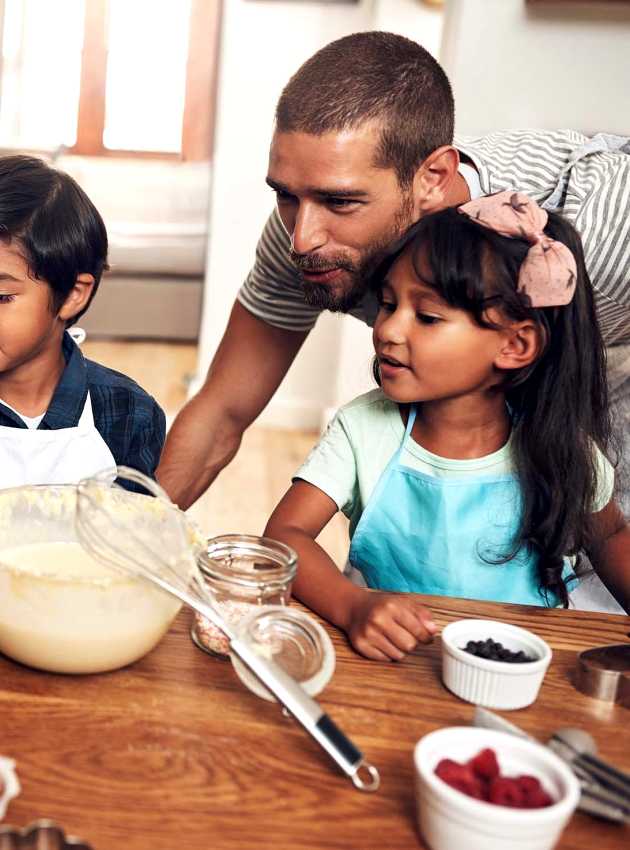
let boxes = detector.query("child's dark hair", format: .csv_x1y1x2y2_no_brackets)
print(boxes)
372,206,612,606
0,155,108,325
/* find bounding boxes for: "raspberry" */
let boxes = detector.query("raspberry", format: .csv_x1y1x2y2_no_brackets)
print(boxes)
469,747,500,781
522,788,554,808
516,775,541,794
513,776,553,808
488,777,526,808
434,751,551,809
490,777,525,807
435,759,485,799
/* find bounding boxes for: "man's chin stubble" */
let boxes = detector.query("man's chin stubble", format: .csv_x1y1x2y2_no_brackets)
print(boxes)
300,276,366,313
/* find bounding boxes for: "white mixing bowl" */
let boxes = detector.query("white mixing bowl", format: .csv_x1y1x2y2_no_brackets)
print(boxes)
0,484,200,674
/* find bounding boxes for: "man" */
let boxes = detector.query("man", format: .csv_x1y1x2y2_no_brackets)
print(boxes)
157,31,630,514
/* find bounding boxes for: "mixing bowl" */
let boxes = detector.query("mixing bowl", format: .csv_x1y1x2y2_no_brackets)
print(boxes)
0,484,201,674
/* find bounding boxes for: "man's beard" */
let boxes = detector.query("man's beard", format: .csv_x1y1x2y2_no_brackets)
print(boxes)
290,196,414,313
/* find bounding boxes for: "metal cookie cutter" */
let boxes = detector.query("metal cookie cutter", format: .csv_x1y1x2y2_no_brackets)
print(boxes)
575,644,630,708
0,819,93,849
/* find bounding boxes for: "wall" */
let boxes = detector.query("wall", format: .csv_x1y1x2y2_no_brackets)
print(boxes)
441,0,630,136
194,0,444,428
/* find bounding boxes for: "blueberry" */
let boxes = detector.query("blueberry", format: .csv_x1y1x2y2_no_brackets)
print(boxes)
461,636,534,663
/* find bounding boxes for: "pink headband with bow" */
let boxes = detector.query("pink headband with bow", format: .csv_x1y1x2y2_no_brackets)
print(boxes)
458,191,577,307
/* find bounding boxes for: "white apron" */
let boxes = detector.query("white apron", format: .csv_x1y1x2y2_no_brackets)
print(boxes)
0,390,116,488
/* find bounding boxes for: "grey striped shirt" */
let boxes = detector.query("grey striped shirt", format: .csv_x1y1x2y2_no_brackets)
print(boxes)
238,130,630,345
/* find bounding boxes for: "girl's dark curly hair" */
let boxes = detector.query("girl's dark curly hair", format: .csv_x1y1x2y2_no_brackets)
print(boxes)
371,206,613,606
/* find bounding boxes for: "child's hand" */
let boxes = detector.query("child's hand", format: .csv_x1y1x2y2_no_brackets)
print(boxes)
344,590,437,661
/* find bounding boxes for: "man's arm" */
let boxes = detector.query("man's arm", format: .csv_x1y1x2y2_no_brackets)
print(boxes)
157,301,307,509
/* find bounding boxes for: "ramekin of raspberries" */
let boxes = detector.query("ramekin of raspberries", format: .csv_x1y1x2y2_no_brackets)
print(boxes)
414,727,581,850
434,747,553,808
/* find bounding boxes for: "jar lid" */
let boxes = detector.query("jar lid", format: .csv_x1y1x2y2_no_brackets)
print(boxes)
198,534,297,588
230,606,335,702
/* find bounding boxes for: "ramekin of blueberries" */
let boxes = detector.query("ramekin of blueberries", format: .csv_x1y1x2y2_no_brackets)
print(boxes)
440,620,553,710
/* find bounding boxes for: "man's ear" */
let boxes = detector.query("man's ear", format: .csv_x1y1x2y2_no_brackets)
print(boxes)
494,320,545,371
411,145,460,217
57,273,94,322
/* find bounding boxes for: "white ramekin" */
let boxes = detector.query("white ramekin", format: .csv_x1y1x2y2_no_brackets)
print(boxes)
441,619,552,710
414,726,580,850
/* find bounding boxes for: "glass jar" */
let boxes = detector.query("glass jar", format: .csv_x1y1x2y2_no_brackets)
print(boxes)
190,534,297,658
230,606,335,702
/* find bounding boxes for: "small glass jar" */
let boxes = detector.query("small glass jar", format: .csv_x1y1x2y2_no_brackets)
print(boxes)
230,606,335,702
190,534,297,658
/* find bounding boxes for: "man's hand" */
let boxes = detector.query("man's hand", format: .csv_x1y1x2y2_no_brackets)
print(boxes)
157,302,307,509
344,590,437,661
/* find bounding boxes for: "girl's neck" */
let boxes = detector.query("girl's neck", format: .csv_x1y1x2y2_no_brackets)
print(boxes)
406,393,511,460
0,339,66,418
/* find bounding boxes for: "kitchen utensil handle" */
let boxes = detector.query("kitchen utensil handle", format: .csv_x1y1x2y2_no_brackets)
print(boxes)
472,706,537,741
230,637,380,792
471,708,628,822
578,790,629,824
578,753,630,800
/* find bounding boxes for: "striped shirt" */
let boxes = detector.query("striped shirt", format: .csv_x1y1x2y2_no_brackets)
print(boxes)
238,130,630,346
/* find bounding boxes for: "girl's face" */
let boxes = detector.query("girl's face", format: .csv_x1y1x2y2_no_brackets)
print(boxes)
372,246,508,405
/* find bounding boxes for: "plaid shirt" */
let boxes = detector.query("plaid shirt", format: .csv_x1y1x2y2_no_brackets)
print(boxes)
0,333,165,480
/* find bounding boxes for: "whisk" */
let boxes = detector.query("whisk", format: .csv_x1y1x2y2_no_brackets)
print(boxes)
75,466,379,792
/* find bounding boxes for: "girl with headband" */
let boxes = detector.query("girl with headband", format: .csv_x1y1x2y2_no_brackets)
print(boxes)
265,192,629,661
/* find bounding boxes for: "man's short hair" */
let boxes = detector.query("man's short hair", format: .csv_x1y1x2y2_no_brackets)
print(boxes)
0,155,108,324
275,31,455,187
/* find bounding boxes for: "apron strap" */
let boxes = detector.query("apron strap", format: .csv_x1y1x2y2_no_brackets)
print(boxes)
393,404,418,462
403,404,417,440
77,390,95,429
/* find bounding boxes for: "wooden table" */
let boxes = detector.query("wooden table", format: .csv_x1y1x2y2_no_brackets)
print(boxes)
1,597,628,849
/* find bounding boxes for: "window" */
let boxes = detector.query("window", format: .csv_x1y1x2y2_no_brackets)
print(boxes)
0,0,220,159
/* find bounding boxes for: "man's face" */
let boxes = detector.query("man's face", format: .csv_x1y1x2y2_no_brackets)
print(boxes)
267,126,416,312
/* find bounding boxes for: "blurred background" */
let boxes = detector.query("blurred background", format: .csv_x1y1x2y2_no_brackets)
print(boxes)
0,0,628,548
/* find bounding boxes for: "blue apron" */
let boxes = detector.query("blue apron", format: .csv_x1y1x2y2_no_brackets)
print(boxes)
348,405,564,607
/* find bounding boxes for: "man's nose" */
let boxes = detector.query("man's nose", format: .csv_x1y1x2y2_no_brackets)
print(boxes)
290,204,327,255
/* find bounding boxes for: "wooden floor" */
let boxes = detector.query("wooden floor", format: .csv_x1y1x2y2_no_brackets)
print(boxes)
82,339,349,567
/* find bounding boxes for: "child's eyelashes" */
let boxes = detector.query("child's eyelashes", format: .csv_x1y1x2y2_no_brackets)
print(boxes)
377,299,396,314
416,313,441,325
0,294,16,304
376,298,442,324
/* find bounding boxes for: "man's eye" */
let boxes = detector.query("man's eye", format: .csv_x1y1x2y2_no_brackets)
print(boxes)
273,189,296,204
327,197,358,210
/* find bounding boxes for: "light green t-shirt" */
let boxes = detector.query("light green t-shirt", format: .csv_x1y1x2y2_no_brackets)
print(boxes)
294,389,615,539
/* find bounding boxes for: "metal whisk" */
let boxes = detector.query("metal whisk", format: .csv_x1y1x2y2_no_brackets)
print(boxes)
75,466,379,792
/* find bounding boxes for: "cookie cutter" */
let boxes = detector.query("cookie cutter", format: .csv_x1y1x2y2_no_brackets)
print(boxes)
0,819,93,849
575,644,630,707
